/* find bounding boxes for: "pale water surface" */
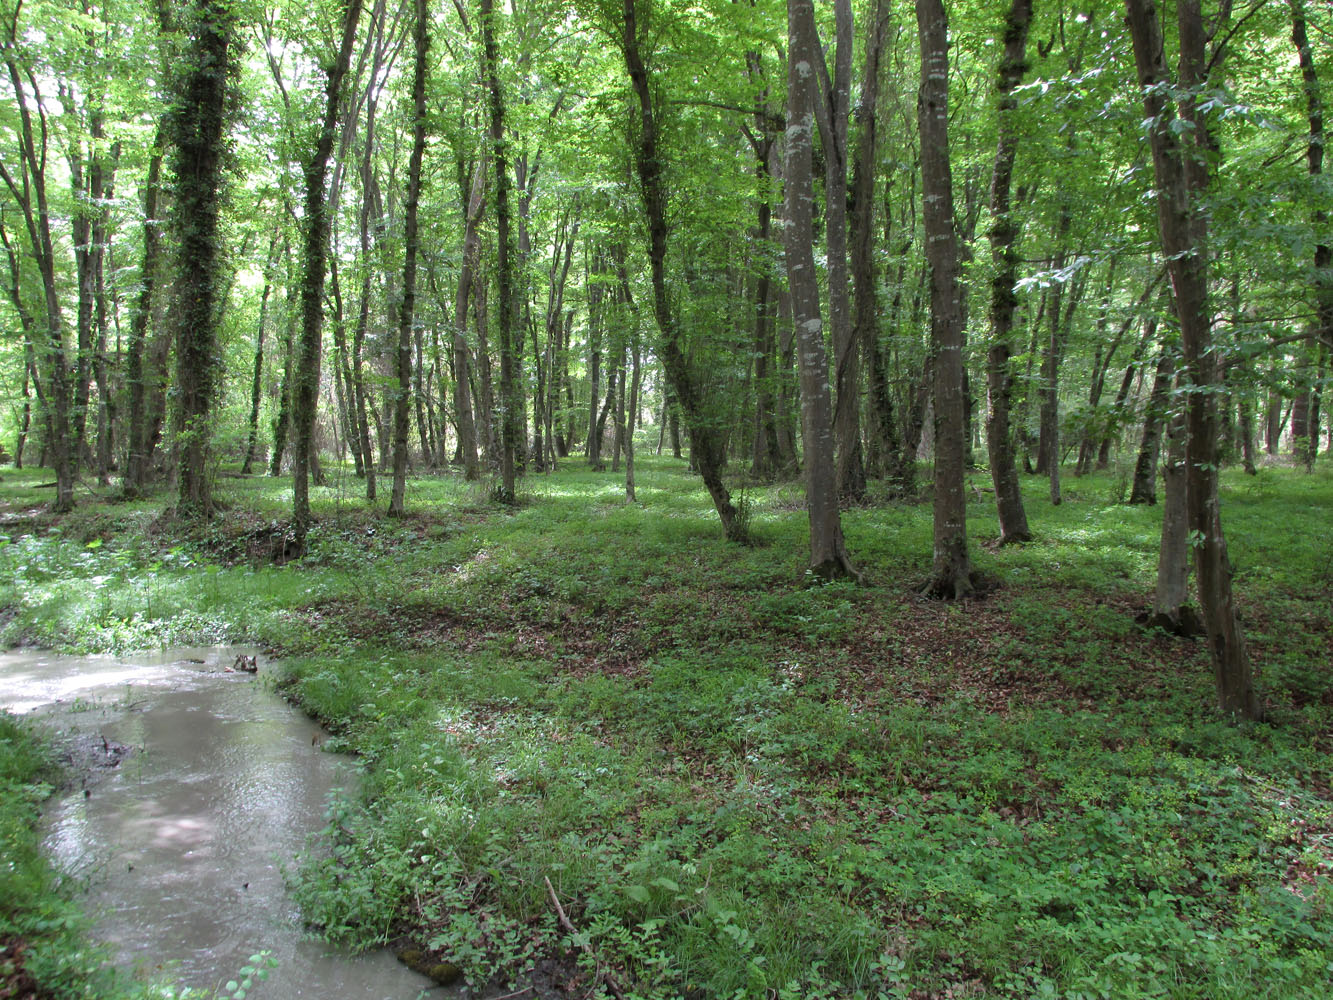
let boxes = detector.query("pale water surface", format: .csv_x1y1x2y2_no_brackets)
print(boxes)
0,646,444,999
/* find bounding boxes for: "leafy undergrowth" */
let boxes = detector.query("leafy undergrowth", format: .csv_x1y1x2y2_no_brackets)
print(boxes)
2,458,1332,998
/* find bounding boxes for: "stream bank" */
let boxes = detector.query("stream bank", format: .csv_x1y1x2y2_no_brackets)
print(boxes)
0,646,444,1000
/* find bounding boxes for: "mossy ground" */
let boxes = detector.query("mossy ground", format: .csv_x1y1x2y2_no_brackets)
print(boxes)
1,454,1330,998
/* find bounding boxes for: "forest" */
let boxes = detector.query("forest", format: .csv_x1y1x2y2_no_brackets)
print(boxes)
1,0,1331,997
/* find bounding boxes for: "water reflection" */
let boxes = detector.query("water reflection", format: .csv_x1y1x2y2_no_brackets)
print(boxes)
0,647,442,999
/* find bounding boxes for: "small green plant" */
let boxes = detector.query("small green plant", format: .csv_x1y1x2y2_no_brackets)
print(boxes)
218,952,277,1000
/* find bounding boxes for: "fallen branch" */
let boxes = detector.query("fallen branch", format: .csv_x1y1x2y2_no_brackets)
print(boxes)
543,875,628,1000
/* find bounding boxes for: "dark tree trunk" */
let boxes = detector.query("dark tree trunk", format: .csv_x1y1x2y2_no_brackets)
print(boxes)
1291,0,1332,469
242,236,277,476
620,0,739,538
1129,350,1173,505
1125,0,1259,719
984,0,1034,545
452,161,484,480
918,0,971,598
849,0,890,497
482,0,520,503
124,146,164,493
170,0,237,518
389,0,423,516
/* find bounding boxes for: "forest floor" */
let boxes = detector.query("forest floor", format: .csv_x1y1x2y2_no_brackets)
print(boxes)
1,454,1331,999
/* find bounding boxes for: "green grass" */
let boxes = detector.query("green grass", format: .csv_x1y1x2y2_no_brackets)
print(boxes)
2,455,1331,998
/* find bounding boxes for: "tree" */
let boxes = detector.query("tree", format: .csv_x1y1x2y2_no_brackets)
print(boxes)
983,0,1034,545
785,0,857,581
917,0,971,599
292,0,365,544
170,0,239,518
482,0,519,504
1124,0,1259,719
389,0,425,516
616,0,741,540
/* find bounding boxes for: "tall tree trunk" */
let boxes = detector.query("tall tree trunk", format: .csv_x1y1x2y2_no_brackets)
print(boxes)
984,0,1034,544
1291,0,1332,469
452,161,484,480
850,0,891,497
482,0,520,503
1,50,76,509
786,0,857,579
1125,0,1259,719
389,0,423,516
620,0,739,538
328,256,363,477
586,249,606,467
124,145,164,493
918,0,971,598
171,0,237,518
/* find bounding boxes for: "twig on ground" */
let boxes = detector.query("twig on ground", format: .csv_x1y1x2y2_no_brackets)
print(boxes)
544,875,628,1000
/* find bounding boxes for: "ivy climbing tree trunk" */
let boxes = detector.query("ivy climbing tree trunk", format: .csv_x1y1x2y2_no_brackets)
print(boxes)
390,0,426,516
1125,0,1260,719
170,0,238,519
293,0,365,545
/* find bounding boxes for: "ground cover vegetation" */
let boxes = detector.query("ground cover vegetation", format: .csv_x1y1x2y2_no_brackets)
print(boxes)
2,0,1332,995
0,457,1331,999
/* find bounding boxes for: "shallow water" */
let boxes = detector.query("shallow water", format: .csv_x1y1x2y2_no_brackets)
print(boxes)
0,646,443,999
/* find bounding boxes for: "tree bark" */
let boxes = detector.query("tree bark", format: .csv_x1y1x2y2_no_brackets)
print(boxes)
917,0,971,598
984,0,1034,544
1125,0,1259,719
1148,399,1202,635
452,160,484,480
1129,348,1173,505
482,0,520,503
389,0,424,516
293,0,364,543
786,0,858,580
620,0,739,538
170,0,237,518
1291,0,1331,469
242,234,278,476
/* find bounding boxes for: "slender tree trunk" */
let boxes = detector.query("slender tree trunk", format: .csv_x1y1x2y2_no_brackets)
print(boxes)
328,256,363,477
620,0,739,537
984,0,1034,544
918,0,971,598
849,0,891,498
482,0,520,503
1291,0,1332,469
241,238,276,476
1126,0,1259,719
452,161,484,480
124,145,164,493
389,0,423,516
1129,349,1173,505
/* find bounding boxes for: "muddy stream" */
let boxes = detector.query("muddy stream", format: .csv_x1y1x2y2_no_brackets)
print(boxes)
0,646,449,999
